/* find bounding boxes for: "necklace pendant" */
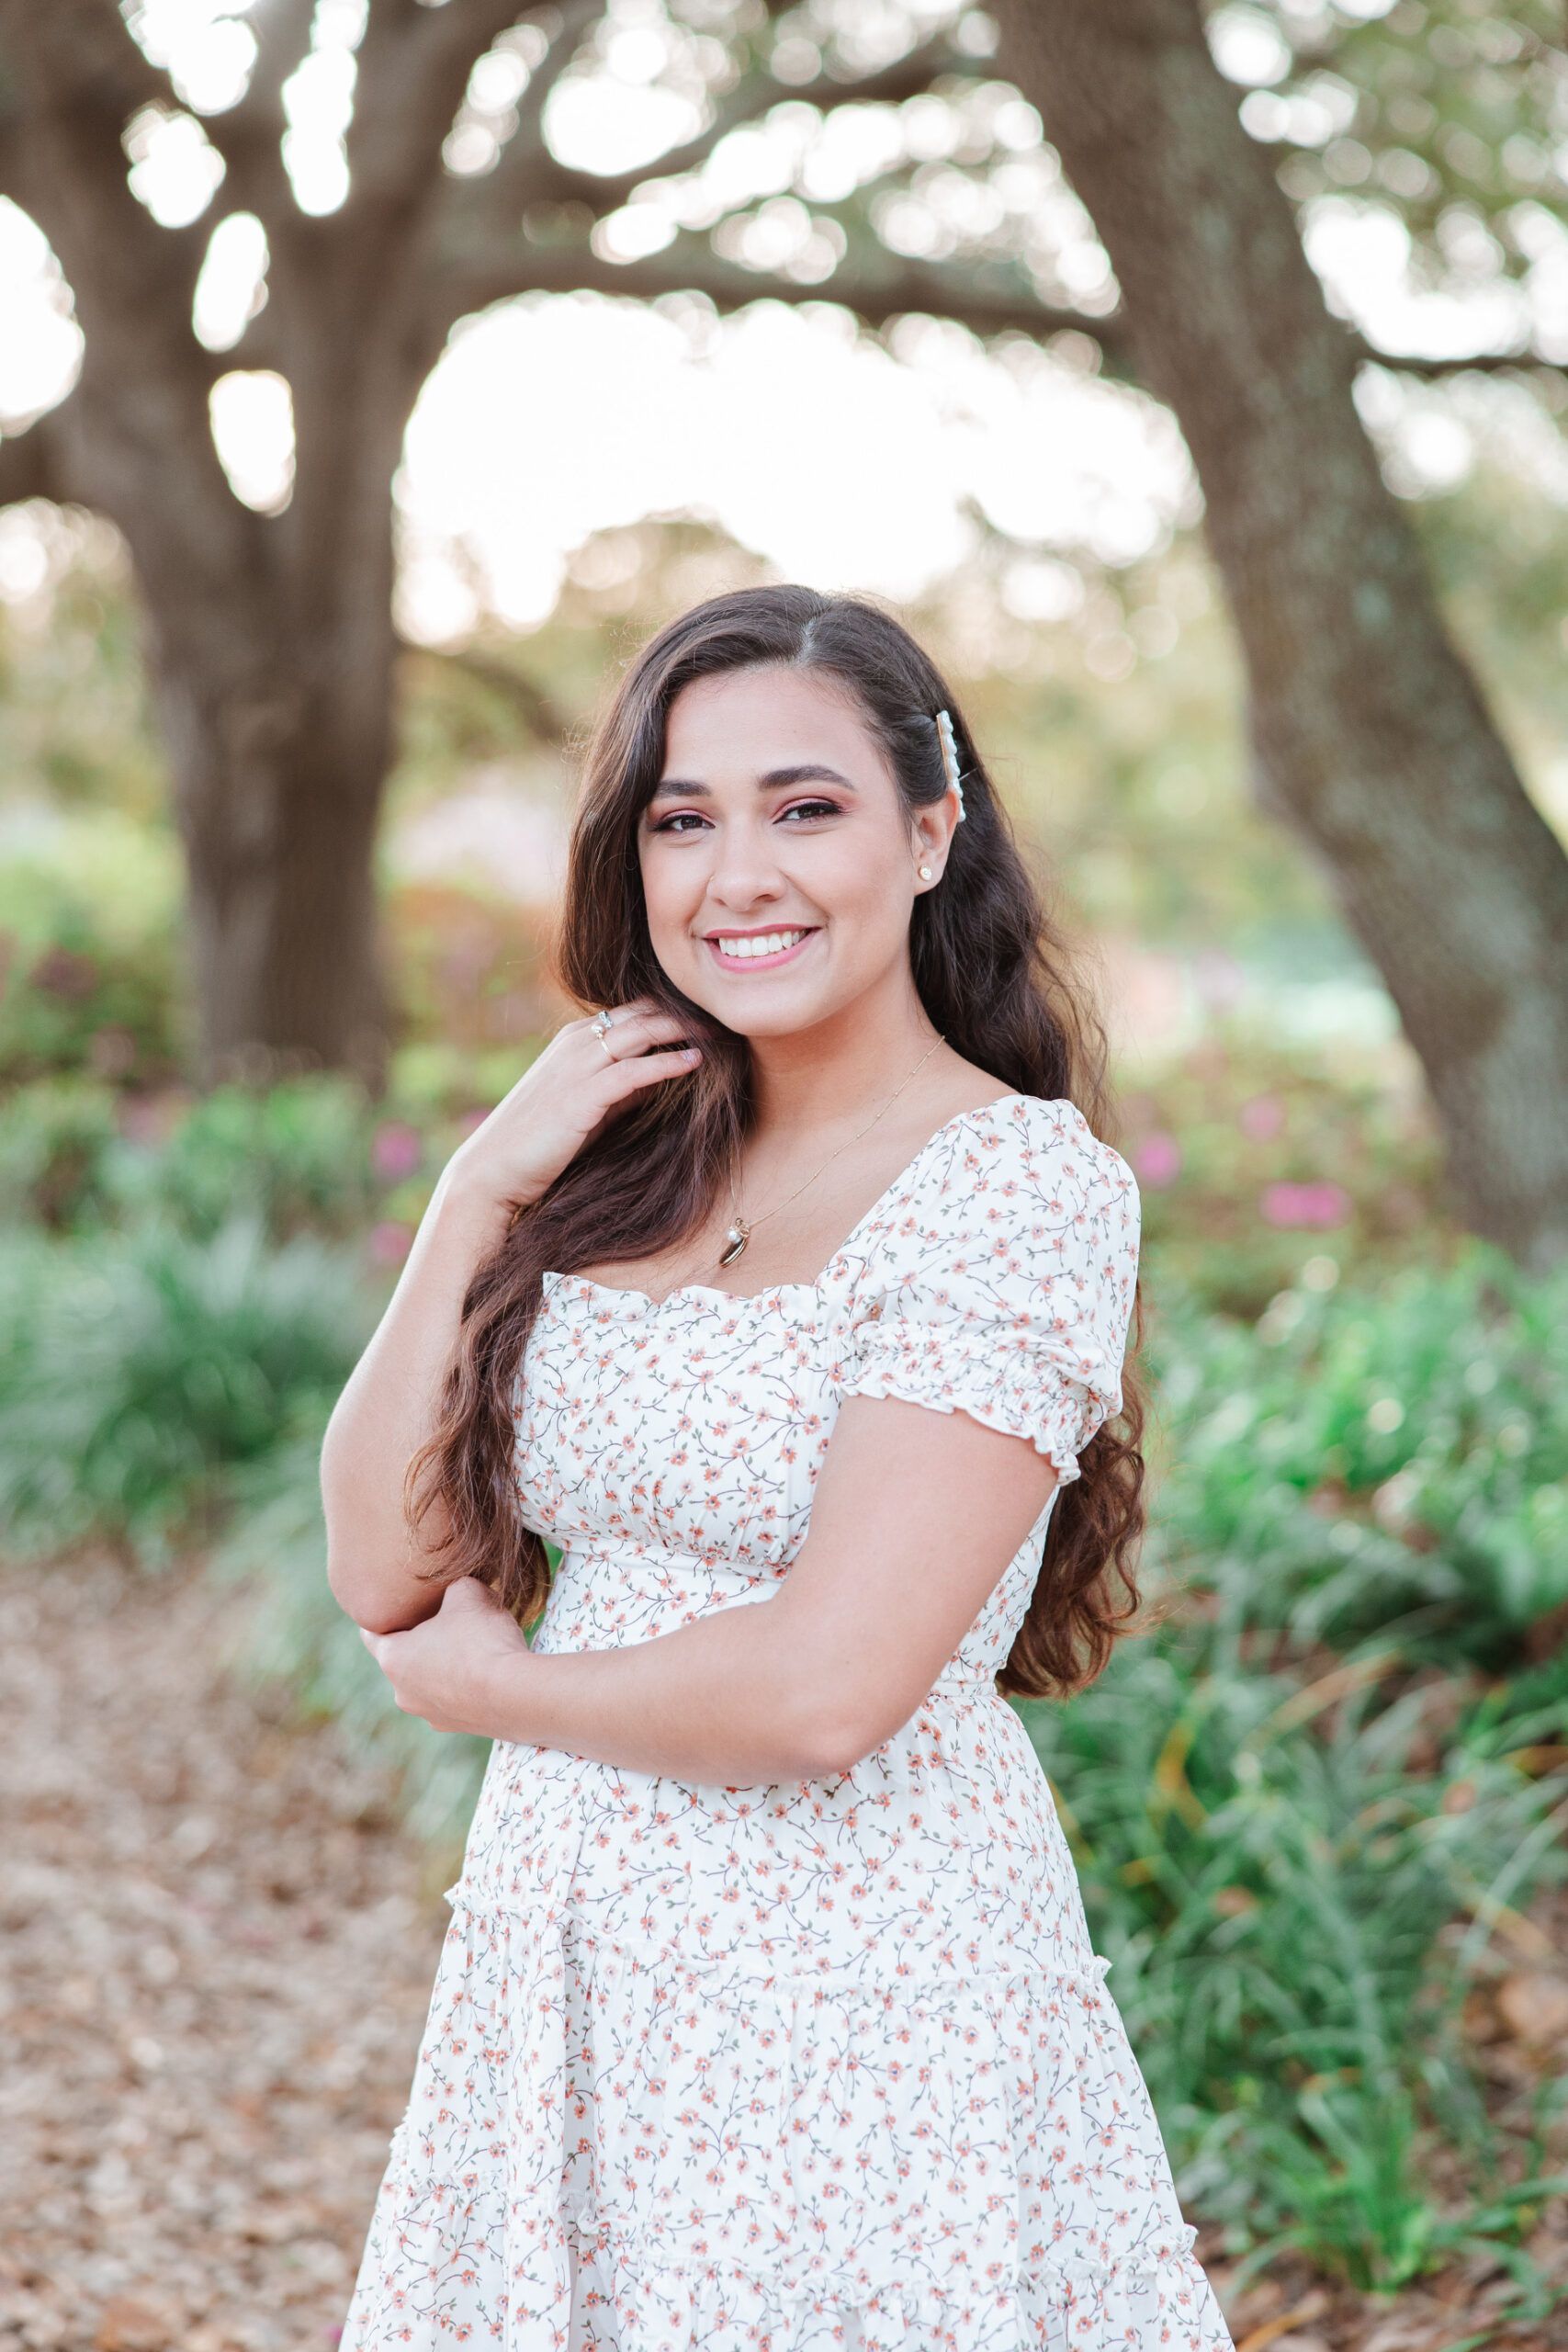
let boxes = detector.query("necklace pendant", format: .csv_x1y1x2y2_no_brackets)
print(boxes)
717,1221,750,1268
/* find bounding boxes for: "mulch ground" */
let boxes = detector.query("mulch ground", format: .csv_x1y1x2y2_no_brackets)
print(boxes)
1,1545,1563,2352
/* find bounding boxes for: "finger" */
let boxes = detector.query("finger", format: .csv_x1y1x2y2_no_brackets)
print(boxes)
584,1004,692,1054
602,1044,704,1095
576,999,660,1031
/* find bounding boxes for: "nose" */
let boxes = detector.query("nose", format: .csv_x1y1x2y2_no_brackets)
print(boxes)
703,817,791,914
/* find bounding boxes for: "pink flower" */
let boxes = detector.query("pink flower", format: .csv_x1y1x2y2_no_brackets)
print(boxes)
372,1121,424,1181
1132,1131,1182,1189
1260,1181,1351,1229
1239,1093,1285,1142
368,1220,413,1266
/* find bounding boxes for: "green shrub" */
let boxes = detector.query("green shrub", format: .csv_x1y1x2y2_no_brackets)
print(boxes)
0,1215,373,1568
97,1074,388,1242
0,814,183,1085
0,1071,126,1229
1022,1634,1568,2293
1142,1239,1568,1675
0,1060,518,1260
1121,1023,1450,1315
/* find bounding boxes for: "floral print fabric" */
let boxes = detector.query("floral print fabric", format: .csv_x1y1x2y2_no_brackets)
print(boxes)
340,1093,1235,2351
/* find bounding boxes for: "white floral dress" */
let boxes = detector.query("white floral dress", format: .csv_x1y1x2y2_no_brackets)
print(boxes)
340,1091,1235,2352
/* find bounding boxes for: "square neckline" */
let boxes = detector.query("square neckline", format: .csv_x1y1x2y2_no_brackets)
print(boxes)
541,1090,1033,1315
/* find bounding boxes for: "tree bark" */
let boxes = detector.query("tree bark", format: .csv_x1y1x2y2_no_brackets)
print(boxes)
144,584,396,1089
991,0,1568,1269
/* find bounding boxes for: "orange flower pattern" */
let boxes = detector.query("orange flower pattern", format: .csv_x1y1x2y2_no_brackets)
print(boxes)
340,1094,1235,2350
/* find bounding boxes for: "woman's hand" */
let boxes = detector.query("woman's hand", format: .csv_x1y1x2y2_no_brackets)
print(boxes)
441,996,705,1228
359,1575,535,1736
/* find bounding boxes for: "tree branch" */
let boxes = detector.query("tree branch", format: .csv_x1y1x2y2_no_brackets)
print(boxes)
526,32,980,219
3,0,172,119
197,0,316,219
1343,336,1564,379
435,227,1144,372
0,0,209,326
432,0,607,243
509,0,604,156
345,0,534,213
397,631,570,741
433,213,1541,391
0,406,75,509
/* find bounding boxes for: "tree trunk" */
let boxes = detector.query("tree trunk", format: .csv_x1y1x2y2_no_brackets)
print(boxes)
993,0,1568,1271
146,605,396,1091
75,400,406,1091
125,329,409,1090
0,2,445,1092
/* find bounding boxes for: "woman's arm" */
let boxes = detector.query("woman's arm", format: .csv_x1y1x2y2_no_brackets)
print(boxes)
365,1390,1061,1781
322,1001,704,1635
321,1164,516,1635
365,1575,833,1782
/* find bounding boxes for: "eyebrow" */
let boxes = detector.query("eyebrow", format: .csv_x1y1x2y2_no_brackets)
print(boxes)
647,764,857,803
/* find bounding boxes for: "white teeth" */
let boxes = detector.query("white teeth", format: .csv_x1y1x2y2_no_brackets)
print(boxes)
710,929,810,961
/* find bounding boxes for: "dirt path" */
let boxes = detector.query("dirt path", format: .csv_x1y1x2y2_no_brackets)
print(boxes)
0,1547,450,2352
2,1545,1562,2352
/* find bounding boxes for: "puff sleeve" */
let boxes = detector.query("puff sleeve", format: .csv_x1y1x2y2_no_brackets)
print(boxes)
836,1095,1141,1488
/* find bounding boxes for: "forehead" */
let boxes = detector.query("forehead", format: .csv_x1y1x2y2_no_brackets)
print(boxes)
660,666,876,773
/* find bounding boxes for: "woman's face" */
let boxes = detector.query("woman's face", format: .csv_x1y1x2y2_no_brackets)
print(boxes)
637,664,953,1041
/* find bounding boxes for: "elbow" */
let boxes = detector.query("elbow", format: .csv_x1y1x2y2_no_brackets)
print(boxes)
789,1692,888,1781
779,1645,904,1781
759,1601,898,1781
324,1552,385,1633
325,1547,444,1635
320,1436,443,1634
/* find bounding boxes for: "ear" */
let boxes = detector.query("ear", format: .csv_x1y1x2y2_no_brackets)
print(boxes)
911,792,960,879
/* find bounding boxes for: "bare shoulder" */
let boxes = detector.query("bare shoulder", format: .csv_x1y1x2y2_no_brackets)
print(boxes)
907,1054,1022,1133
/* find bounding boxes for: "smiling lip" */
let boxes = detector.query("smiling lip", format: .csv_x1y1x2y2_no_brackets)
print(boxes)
703,927,819,971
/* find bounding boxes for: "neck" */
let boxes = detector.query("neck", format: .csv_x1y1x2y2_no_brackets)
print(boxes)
743,989,947,1141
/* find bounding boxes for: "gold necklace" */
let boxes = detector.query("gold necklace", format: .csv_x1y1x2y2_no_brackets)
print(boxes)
716,1033,948,1270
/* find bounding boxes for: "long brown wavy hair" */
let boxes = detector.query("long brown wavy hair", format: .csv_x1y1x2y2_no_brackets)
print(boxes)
405,583,1151,1702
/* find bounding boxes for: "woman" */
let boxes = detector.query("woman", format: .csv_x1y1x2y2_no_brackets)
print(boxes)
324,584,1235,2350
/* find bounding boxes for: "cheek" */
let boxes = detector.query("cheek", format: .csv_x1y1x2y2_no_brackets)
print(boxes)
637,845,688,921
822,840,915,930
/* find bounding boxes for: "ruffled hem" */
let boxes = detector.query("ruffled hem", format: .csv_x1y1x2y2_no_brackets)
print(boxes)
344,2167,1233,2350
341,1869,1235,2352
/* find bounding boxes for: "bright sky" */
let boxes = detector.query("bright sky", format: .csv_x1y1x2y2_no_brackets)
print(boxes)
0,0,1564,638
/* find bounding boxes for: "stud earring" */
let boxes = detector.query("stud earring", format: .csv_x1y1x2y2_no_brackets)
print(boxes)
918,863,933,880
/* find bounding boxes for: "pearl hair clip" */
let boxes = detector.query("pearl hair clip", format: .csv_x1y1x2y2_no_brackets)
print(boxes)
934,707,967,820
